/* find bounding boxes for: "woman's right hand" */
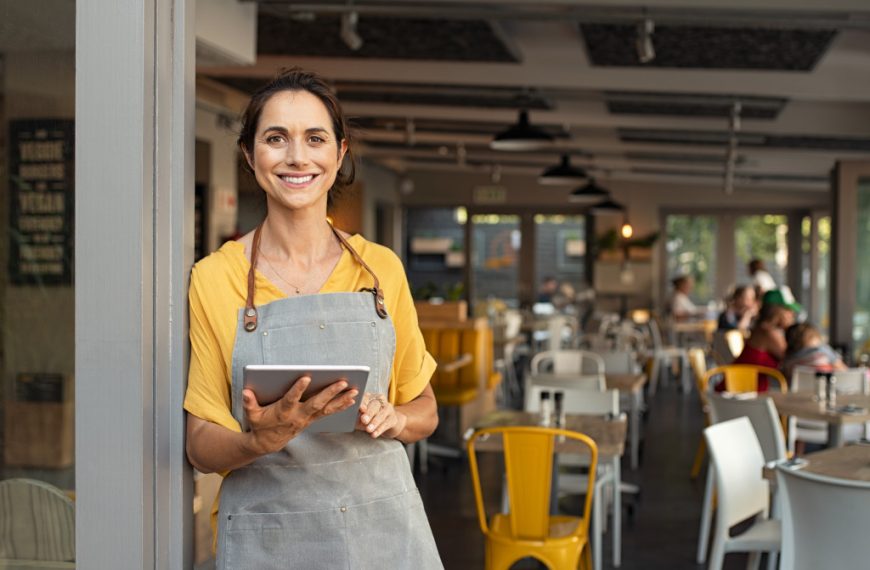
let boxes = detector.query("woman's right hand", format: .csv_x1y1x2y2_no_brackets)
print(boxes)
242,376,358,455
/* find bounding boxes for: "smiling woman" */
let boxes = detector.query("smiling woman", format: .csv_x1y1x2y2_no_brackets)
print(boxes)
183,68,443,569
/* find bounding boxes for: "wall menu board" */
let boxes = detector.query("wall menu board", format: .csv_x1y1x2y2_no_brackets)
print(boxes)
8,119,74,285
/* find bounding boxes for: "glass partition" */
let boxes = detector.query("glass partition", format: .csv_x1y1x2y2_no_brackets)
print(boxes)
0,0,77,565
471,214,520,307
534,214,586,302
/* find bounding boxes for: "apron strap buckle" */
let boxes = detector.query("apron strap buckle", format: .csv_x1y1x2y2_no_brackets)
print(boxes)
361,287,388,319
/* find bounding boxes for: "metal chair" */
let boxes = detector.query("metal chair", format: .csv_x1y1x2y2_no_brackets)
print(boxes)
467,426,598,570
703,364,788,394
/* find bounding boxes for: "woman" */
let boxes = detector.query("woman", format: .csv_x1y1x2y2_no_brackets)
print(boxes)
719,302,794,392
184,69,443,569
716,285,757,333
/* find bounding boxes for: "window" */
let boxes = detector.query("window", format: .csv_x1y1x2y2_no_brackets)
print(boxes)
665,215,717,304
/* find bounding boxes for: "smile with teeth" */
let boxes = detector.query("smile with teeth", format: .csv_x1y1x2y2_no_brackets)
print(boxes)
280,174,315,184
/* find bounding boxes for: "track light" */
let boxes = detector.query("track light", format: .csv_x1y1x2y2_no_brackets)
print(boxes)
539,154,588,185
490,110,554,151
341,11,363,51
636,18,655,64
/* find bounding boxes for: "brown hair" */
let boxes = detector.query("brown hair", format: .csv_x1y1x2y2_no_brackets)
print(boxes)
237,68,356,205
785,322,821,353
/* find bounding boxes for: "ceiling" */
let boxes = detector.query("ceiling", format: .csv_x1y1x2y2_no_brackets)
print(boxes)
198,0,870,195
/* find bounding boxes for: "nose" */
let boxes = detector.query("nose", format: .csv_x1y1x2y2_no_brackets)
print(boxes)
282,139,310,166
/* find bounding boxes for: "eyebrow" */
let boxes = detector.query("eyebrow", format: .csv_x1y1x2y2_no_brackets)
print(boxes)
261,126,330,136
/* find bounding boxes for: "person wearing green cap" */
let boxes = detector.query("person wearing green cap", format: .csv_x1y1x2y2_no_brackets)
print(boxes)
761,287,803,314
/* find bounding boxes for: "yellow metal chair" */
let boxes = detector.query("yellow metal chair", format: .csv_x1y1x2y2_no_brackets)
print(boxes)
467,426,598,570
687,347,709,480
703,364,788,394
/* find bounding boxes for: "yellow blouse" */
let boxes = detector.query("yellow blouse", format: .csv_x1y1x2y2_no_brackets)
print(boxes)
183,234,436,432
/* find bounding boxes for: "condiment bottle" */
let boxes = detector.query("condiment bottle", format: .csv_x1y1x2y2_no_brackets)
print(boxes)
539,390,553,426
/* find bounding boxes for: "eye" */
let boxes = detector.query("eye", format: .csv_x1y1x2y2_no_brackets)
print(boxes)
264,134,287,147
308,134,326,144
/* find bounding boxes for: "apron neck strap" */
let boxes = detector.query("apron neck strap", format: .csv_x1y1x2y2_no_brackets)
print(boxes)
243,221,388,333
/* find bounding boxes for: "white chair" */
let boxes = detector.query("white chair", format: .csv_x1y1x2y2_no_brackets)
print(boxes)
0,478,75,566
703,417,780,570
646,317,691,395
787,366,869,453
776,464,870,570
698,395,787,567
530,349,606,391
524,386,620,570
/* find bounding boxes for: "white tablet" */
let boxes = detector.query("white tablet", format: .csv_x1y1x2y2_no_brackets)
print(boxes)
243,364,370,433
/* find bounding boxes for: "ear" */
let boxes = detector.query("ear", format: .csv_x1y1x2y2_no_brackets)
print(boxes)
240,143,255,171
337,138,348,163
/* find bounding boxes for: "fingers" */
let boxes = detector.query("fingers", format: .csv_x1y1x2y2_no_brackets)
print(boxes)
359,396,395,438
242,388,262,415
303,378,353,413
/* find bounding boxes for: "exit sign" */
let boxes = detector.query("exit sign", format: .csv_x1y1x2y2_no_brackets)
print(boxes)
473,185,507,204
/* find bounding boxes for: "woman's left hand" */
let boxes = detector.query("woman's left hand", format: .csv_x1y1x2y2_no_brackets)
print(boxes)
357,393,407,439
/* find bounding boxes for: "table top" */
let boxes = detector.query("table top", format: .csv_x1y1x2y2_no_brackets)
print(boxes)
671,319,717,333
470,409,627,458
769,392,870,424
764,444,870,483
529,372,647,394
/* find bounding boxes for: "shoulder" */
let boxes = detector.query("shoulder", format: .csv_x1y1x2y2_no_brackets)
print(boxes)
346,235,405,274
190,241,248,301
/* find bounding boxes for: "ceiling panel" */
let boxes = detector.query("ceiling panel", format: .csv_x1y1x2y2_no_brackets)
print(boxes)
581,24,837,70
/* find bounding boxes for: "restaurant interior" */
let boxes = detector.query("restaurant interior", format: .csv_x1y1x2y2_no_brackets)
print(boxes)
3,0,870,568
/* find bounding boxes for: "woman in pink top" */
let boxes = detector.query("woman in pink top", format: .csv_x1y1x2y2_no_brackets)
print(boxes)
718,302,795,391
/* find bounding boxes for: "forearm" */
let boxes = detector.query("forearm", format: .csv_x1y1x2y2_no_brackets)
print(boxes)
392,385,439,444
186,415,262,474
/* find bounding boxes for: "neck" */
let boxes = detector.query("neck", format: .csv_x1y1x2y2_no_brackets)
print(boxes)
259,207,338,267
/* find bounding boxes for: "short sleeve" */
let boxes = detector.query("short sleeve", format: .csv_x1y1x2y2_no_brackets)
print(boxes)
184,265,241,432
387,259,436,406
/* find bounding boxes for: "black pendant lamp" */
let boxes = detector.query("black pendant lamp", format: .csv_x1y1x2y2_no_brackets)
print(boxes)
569,178,610,202
539,154,588,185
490,110,554,151
590,197,626,214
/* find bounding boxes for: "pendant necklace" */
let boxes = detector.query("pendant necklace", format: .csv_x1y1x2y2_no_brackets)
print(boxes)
258,246,305,295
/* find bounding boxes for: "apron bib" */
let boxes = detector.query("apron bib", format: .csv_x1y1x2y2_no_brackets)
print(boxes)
215,225,442,570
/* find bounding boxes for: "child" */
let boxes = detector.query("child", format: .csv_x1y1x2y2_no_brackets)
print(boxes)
780,322,847,380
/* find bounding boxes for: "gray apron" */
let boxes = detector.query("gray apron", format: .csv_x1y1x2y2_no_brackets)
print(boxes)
216,225,443,570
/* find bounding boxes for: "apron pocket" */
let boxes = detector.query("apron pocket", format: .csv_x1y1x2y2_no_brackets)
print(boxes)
345,490,443,570
220,509,349,570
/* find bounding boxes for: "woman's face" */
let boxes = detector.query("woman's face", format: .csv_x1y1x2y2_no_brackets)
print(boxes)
247,90,347,213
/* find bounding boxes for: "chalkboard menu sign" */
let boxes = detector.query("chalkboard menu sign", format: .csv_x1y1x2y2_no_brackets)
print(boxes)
9,119,74,285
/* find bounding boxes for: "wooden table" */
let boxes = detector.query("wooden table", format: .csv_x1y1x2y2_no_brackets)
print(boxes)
471,409,627,570
671,319,717,346
769,392,870,447
529,372,647,469
764,444,870,483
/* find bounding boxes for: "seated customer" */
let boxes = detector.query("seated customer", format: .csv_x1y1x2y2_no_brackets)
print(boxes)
717,285,757,333
718,302,795,392
667,275,701,321
780,322,846,380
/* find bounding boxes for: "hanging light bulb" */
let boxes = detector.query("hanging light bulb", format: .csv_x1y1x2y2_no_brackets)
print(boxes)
621,221,634,239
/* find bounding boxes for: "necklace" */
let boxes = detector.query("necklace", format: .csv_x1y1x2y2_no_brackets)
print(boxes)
257,246,305,295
